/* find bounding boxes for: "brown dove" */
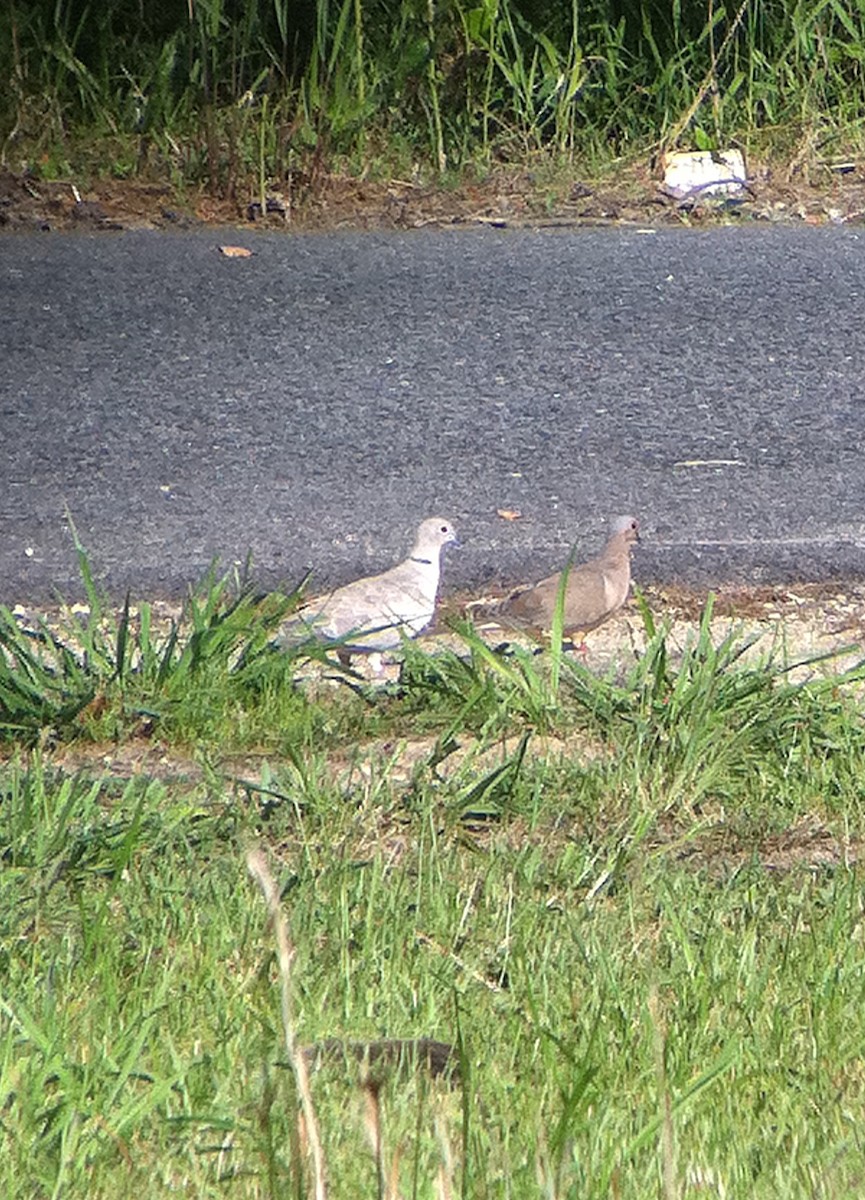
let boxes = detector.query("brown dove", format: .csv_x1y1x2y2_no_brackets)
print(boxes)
499,515,640,643
278,517,458,660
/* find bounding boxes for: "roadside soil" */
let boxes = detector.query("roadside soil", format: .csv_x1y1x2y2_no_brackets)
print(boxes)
2,156,865,233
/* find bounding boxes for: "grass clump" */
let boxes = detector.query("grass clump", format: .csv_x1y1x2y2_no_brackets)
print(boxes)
0,537,340,752
4,542,865,1195
4,745,865,1197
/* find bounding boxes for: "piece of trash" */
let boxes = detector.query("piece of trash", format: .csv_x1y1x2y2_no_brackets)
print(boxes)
219,245,253,257
247,195,288,222
496,508,522,521
663,149,747,201
673,459,746,469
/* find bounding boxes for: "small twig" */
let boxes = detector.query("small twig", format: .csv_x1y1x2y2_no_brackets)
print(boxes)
247,845,328,1200
648,988,677,1200
361,1079,385,1200
416,932,504,993
434,1111,455,1200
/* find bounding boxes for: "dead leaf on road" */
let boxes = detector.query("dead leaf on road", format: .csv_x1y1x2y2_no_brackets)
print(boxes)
219,245,253,257
497,508,522,521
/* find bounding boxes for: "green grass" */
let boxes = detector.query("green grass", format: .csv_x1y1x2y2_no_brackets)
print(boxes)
4,550,865,1195
3,0,865,197
3,743,865,1197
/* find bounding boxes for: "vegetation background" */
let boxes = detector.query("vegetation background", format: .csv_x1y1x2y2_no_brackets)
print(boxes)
2,0,864,199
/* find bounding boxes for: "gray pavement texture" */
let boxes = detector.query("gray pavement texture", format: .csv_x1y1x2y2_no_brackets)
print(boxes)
1,224,864,604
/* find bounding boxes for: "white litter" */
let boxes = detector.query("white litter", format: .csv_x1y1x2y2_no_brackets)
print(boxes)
663,148,747,201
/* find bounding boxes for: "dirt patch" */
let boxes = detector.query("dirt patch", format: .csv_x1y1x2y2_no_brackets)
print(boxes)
35,727,604,795
666,816,863,876
452,579,865,627
14,713,861,879
638,581,865,628
2,158,865,234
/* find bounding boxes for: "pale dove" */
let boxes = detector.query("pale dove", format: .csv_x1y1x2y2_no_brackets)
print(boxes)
279,517,458,660
499,515,640,643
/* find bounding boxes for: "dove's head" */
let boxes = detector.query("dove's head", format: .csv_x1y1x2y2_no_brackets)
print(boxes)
610,515,640,546
414,517,459,558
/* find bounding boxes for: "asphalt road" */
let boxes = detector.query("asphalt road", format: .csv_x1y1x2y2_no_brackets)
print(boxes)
2,223,865,604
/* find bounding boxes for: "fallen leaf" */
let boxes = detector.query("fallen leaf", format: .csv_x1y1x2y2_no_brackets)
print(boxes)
496,508,522,521
219,245,253,257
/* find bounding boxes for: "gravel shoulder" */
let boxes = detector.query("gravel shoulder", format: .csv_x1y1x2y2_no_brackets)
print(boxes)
3,160,865,234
